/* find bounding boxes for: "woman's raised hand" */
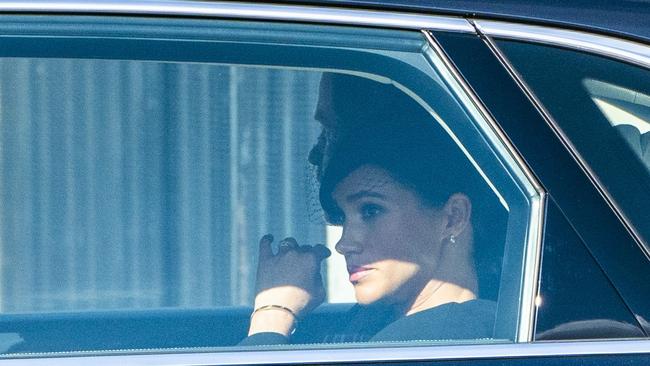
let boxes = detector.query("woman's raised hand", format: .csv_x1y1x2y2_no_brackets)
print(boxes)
248,234,331,336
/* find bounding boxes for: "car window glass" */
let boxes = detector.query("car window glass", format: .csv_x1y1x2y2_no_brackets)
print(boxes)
535,200,645,340
0,16,538,357
584,78,650,170
496,40,650,253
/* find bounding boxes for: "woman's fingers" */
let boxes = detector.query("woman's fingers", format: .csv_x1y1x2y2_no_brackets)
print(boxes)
278,237,299,254
263,236,330,262
253,235,328,322
259,234,274,259
312,244,332,260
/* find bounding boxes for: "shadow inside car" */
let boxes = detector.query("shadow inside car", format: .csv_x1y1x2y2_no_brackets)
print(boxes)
0,303,356,355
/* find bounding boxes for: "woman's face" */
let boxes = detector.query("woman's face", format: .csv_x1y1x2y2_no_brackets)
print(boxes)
332,165,446,307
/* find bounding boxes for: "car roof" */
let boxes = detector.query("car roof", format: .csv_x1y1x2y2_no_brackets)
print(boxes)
277,0,650,43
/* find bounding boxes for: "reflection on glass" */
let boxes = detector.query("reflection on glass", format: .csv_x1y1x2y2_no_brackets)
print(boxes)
585,78,650,171
0,59,324,312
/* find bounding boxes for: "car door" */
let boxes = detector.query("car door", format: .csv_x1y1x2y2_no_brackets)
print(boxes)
0,2,648,365
434,19,650,327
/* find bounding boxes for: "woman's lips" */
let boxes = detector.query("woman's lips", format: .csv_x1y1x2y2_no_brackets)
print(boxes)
348,266,373,283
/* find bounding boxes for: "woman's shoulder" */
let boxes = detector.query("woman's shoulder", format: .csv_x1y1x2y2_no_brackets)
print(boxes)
370,299,497,342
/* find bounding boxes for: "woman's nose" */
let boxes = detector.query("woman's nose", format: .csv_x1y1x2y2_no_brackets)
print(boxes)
335,229,362,255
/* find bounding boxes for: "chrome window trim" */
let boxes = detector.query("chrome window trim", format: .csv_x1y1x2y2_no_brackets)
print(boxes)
473,20,650,258
0,0,474,33
423,31,545,343
474,20,650,69
3,340,650,365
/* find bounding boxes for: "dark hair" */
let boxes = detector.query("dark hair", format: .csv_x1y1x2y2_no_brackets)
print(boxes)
317,73,483,217
315,73,507,300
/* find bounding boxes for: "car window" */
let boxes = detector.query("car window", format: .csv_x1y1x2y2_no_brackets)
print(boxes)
495,40,650,252
584,78,650,170
535,200,645,340
494,39,650,340
0,16,538,357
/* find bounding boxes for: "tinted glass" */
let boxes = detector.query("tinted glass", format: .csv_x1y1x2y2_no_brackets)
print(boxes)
0,60,322,312
535,200,644,340
496,40,650,252
0,16,536,357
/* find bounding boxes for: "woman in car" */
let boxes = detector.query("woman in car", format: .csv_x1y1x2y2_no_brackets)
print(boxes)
241,74,503,344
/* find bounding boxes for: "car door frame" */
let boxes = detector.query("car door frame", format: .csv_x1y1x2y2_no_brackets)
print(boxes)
434,20,650,332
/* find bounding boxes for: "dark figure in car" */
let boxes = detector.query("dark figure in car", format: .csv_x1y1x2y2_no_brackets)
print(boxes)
241,73,504,344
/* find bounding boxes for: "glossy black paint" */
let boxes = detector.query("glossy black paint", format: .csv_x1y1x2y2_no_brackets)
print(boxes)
280,0,650,43
431,31,650,336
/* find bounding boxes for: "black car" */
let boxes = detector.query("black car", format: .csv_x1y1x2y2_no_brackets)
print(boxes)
0,0,648,365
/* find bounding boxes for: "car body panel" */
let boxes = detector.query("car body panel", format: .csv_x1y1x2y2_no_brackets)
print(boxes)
281,0,650,43
0,1,648,365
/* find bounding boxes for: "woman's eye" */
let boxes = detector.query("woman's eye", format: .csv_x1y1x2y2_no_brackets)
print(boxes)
361,204,383,220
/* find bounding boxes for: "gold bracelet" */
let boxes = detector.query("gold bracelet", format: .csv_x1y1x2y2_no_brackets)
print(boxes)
251,304,297,320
